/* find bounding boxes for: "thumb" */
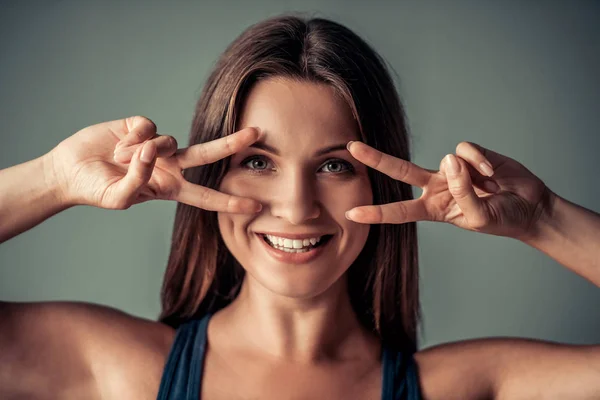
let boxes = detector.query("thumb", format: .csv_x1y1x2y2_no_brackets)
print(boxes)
443,154,490,229
113,141,157,207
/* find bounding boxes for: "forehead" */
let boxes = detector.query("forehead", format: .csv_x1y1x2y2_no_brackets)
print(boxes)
237,77,359,145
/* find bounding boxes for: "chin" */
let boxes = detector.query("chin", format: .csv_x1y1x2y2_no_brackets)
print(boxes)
246,265,348,300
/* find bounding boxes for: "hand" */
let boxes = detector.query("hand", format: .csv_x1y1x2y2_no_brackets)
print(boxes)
345,141,553,240
48,116,263,213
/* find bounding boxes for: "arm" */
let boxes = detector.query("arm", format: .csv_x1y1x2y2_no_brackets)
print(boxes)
521,190,600,287
0,301,174,399
0,153,73,243
414,338,600,400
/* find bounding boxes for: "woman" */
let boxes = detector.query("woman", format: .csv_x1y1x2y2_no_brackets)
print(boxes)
1,14,599,400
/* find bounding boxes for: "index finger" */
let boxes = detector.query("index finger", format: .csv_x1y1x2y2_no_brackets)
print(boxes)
347,141,431,188
175,181,262,214
176,127,260,170
346,199,429,224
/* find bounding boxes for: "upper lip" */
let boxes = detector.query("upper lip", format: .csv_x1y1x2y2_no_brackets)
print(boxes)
256,232,333,239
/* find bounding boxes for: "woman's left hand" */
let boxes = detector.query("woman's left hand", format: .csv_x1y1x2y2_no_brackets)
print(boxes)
345,141,553,240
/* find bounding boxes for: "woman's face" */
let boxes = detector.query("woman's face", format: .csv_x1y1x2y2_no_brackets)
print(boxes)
217,77,373,299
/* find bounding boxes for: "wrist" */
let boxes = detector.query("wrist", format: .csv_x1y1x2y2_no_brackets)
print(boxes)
519,186,561,246
41,150,76,209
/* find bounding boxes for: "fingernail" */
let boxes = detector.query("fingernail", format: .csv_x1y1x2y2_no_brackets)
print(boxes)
480,161,494,177
346,141,354,151
255,203,263,212
140,143,155,163
483,180,501,193
346,209,362,220
446,155,459,174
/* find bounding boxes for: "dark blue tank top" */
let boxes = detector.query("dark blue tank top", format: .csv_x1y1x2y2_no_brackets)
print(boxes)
157,313,421,399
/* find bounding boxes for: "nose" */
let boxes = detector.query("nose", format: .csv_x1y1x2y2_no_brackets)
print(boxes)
269,170,320,225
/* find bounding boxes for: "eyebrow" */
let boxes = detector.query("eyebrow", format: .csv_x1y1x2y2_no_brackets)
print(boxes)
249,142,349,157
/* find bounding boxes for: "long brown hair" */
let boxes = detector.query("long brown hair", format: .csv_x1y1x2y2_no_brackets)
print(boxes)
158,14,421,353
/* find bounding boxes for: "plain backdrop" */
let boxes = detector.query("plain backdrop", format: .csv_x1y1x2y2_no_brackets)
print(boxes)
0,0,598,350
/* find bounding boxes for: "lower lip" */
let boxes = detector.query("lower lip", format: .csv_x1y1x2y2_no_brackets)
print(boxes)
256,234,330,264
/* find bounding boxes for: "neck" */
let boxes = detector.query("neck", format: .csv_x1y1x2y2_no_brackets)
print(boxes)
211,274,380,364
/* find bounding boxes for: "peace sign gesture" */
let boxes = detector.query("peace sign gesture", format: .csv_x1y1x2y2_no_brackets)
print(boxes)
49,116,263,213
345,141,552,240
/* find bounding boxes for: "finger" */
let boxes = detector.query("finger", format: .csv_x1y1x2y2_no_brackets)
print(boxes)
176,127,260,170
116,116,158,149
347,141,431,188
114,135,178,164
112,141,157,207
462,161,501,194
153,135,178,158
443,155,501,195
175,181,262,214
453,141,495,177
455,141,510,174
443,154,490,228
345,199,427,224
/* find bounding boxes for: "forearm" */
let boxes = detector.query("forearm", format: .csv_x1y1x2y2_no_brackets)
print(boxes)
522,191,600,287
0,154,73,243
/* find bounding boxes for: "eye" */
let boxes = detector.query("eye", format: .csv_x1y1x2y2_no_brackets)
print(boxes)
241,155,273,174
240,156,354,175
320,159,354,174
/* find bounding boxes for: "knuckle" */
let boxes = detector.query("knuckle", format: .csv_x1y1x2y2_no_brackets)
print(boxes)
199,144,210,163
395,160,410,181
167,135,178,149
455,141,471,155
393,203,407,221
224,135,234,154
112,196,132,210
137,115,157,132
448,184,467,198
469,214,489,229
200,188,211,208
226,196,235,213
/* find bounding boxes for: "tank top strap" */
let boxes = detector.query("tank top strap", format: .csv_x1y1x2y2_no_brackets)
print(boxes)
381,345,422,400
156,313,212,400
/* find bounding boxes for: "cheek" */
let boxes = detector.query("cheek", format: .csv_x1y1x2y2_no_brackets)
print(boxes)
219,172,373,217
321,175,373,218
218,174,269,200
217,176,260,247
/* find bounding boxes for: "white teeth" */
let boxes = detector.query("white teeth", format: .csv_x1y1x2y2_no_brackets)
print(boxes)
264,234,324,249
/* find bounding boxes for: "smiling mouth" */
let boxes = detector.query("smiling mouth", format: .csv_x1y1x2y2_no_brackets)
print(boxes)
260,234,334,253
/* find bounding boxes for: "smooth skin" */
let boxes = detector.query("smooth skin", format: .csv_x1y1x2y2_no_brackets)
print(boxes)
1,104,599,399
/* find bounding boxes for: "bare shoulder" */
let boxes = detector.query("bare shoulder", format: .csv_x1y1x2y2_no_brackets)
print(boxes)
413,336,600,400
69,302,177,397
0,301,176,399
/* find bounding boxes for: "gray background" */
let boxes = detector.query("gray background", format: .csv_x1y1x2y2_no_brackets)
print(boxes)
1,0,598,350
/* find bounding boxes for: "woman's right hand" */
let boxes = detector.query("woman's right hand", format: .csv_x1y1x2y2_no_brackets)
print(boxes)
48,116,262,213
